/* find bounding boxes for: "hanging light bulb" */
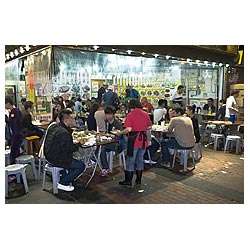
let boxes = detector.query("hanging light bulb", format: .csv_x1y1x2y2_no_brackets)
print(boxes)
6,54,10,60
14,49,19,56
127,50,132,54
166,55,170,60
154,53,159,58
195,59,200,64
19,46,24,53
186,58,191,63
10,52,14,58
111,48,116,51
204,61,208,65
212,62,216,68
219,63,223,67
93,45,99,50
25,45,30,51
226,63,230,67
141,52,146,55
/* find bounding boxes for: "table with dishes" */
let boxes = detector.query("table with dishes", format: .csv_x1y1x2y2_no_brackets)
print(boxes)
72,130,118,187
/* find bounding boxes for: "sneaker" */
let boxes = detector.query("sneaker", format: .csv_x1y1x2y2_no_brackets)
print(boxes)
99,169,109,176
57,183,74,192
160,161,171,168
144,159,157,165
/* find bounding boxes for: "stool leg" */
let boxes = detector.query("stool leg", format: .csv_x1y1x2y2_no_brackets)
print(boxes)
38,158,42,180
147,149,152,166
52,168,58,194
172,150,177,168
16,173,21,183
21,169,29,193
5,170,9,197
109,152,114,172
42,166,47,190
224,140,229,153
183,150,188,172
236,139,240,154
213,138,217,151
31,158,37,180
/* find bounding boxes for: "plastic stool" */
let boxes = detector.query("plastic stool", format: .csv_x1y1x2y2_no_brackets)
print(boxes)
224,135,241,154
15,154,37,180
38,157,47,179
24,136,40,156
172,149,195,172
193,142,202,160
5,164,29,197
42,163,64,194
210,133,225,151
107,150,126,172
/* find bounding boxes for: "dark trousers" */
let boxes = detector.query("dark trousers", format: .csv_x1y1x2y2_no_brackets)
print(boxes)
59,159,85,186
144,138,160,160
10,135,23,164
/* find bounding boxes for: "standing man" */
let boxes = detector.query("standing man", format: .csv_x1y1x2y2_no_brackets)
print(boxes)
97,83,108,103
225,90,240,120
160,107,195,169
44,109,85,192
5,97,23,164
170,85,185,107
127,85,140,99
102,87,119,107
116,99,152,188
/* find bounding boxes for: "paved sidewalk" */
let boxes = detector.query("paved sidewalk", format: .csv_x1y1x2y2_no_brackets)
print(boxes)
5,146,244,204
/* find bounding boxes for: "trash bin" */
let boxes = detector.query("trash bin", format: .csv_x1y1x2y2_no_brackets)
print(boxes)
229,114,236,123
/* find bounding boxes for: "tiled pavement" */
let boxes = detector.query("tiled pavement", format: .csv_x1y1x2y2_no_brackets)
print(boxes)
5,145,244,204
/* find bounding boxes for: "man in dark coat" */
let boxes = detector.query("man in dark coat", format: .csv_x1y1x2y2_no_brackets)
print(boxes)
44,109,85,192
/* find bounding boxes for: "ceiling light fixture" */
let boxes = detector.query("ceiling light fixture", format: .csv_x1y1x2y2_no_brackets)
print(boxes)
154,54,159,58
166,55,170,59
219,63,223,67
195,59,200,64
111,48,116,51
127,50,132,55
6,54,10,60
25,45,30,51
10,52,14,58
19,47,24,53
226,63,230,67
141,52,146,55
93,45,99,50
186,58,191,63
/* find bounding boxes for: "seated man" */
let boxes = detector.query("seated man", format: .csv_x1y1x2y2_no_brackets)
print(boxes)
153,99,167,124
21,101,44,140
160,107,195,168
99,106,125,176
143,134,160,165
203,98,216,114
44,109,85,192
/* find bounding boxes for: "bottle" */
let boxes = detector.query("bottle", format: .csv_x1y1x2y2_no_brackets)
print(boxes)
208,106,211,115
96,132,100,143
83,121,88,135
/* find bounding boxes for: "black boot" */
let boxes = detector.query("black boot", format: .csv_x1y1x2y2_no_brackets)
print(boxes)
135,170,142,187
119,171,133,187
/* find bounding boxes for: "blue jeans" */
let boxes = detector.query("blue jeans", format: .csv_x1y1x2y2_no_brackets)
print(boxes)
126,148,146,171
59,159,85,186
100,143,116,170
161,139,193,163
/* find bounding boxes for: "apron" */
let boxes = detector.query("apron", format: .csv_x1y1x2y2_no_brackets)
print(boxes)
127,131,147,157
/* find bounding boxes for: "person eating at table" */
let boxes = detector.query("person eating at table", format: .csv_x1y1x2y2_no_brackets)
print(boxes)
116,99,152,188
99,105,125,177
160,107,195,170
44,109,85,192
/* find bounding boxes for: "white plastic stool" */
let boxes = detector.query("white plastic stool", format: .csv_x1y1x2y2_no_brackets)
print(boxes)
210,134,225,151
193,142,202,160
15,154,37,180
5,149,11,166
5,164,29,197
172,149,195,172
42,163,64,194
224,135,241,154
107,150,126,172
